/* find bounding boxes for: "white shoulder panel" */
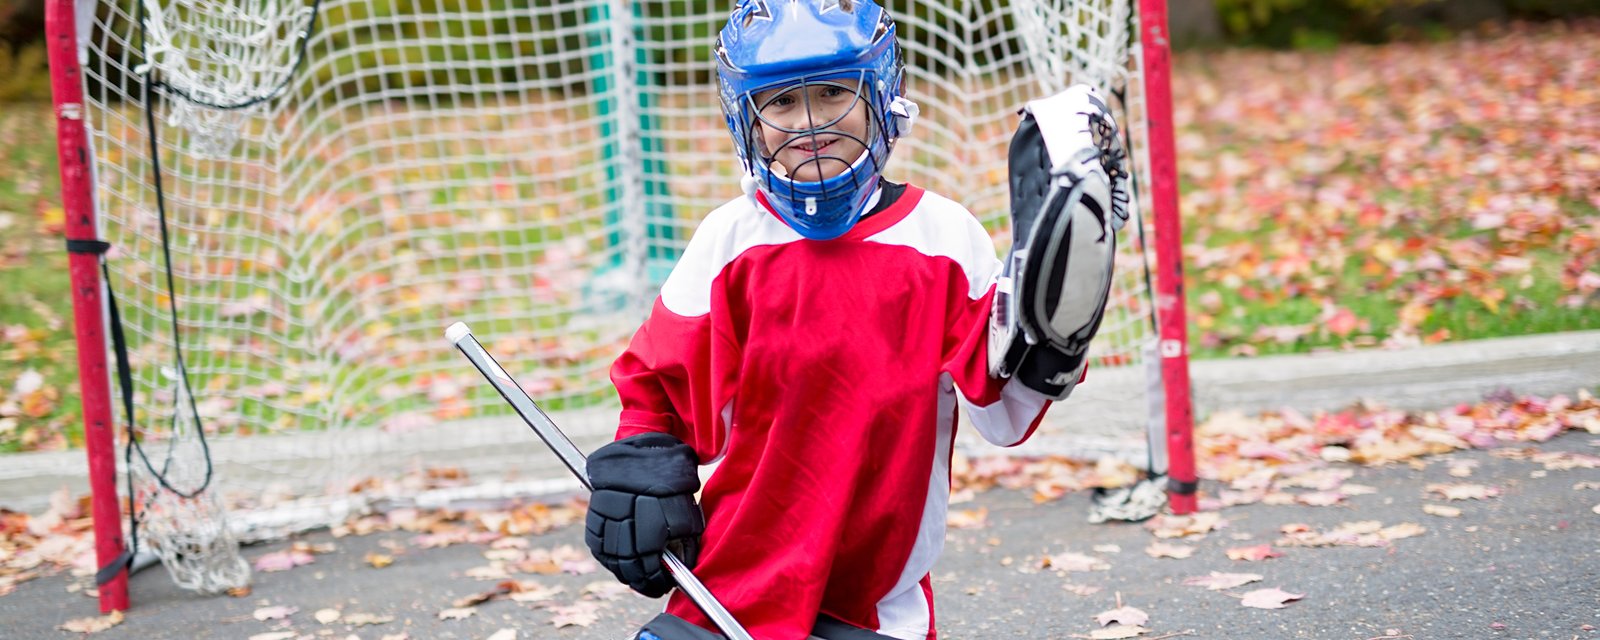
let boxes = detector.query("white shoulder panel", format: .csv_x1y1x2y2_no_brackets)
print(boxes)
865,190,1001,300
658,195,800,318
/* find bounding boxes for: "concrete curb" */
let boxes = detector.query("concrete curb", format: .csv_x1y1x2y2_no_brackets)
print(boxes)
1192,329,1600,414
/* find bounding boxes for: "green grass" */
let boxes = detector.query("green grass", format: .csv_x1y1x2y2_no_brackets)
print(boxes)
1185,195,1600,358
0,102,79,452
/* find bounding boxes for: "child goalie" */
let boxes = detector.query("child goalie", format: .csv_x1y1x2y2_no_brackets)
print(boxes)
581,1,1129,638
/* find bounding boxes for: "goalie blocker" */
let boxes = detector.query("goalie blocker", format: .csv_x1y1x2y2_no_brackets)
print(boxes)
989,84,1130,400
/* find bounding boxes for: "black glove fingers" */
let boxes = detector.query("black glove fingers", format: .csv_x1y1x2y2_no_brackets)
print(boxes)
673,536,700,569
660,495,704,537
640,553,664,583
605,518,635,557
633,496,669,554
588,489,634,519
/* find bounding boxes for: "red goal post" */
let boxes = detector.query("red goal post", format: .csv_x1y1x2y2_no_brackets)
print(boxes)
1138,0,1198,515
46,0,131,613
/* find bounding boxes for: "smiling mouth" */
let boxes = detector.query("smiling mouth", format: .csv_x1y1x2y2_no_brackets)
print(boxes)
791,138,837,155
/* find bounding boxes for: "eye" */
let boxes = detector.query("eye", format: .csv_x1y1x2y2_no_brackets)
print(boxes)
759,93,795,111
821,86,849,99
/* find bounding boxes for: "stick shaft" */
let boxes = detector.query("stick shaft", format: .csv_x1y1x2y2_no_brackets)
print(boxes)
450,329,590,486
446,323,754,640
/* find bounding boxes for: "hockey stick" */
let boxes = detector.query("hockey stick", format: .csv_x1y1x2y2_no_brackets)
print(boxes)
445,322,754,640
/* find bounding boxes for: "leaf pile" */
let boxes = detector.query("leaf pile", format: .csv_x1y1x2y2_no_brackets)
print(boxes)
951,389,1598,512
1177,22,1600,356
1196,390,1599,510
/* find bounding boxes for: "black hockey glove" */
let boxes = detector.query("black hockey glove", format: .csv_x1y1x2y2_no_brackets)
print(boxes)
585,432,705,598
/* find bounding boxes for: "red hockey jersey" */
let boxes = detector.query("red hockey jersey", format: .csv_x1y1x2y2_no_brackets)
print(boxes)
610,185,1052,640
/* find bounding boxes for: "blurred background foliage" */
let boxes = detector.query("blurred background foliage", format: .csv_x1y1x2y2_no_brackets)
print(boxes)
1,0,1597,104
1210,0,1600,48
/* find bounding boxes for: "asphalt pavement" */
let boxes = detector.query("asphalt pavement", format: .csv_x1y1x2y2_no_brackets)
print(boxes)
2,428,1596,639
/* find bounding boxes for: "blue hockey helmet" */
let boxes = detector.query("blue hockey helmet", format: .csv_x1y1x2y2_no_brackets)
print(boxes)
716,0,905,240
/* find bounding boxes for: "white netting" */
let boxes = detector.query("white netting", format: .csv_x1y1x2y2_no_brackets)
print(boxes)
66,0,1165,592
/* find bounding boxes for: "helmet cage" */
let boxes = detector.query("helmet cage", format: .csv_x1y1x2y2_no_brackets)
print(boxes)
749,75,876,184
727,69,895,239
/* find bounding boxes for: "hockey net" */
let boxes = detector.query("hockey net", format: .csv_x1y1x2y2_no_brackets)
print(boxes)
51,0,1180,596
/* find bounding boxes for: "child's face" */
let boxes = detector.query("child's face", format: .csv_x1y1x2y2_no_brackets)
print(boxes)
753,79,871,183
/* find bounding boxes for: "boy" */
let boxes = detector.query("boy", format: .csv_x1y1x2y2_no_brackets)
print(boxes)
582,1,1127,638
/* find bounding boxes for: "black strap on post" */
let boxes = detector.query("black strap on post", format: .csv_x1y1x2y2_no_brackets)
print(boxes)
66,239,111,255
97,257,144,586
67,237,142,585
95,549,135,586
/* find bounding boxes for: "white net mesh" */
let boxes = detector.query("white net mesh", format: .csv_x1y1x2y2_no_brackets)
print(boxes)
68,0,1164,592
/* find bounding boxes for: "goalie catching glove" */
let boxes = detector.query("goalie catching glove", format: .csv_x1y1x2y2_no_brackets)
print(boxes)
989,84,1130,400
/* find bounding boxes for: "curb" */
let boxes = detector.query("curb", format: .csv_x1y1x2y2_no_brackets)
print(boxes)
1192,329,1600,414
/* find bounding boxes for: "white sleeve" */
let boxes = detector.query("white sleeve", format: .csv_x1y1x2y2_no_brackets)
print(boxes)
959,379,1052,448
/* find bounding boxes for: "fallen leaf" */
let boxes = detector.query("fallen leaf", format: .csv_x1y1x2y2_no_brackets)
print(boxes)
1426,483,1501,501
1239,587,1304,609
947,508,988,529
560,556,600,575
1225,544,1283,561
438,607,477,621
453,581,517,607
366,552,395,568
1379,523,1427,540
1143,512,1223,539
1043,551,1110,572
1295,491,1345,506
485,630,517,640
249,633,299,640
292,540,337,555
58,610,123,633
343,613,395,626
315,608,342,624
466,564,511,580
508,583,566,603
1087,624,1150,639
254,549,315,572
1063,583,1103,596
1182,571,1263,591
1144,542,1195,559
1094,605,1149,627
1422,504,1462,518
252,605,298,621
548,601,600,628
580,581,632,601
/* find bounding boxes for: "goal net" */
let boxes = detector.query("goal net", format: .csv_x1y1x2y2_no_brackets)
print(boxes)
48,0,1188,599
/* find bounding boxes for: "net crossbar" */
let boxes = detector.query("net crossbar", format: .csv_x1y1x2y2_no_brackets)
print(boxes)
56,0,1173,596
